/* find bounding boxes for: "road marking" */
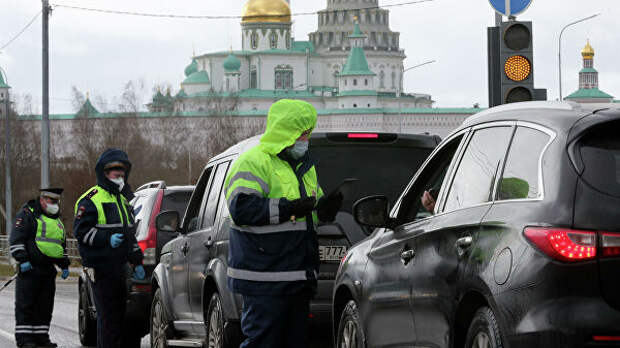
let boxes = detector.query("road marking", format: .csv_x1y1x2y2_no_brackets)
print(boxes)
0,326,15,342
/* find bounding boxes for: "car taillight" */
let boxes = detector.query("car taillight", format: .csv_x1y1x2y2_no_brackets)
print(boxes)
593,335,620,342
348,133,378,139
138,190,164,254
601,233,620,258
524,227,596,262
131,284,152,293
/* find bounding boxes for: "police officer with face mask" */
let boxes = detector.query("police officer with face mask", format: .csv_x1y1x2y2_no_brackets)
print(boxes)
73,149,144,348
9,188,70,348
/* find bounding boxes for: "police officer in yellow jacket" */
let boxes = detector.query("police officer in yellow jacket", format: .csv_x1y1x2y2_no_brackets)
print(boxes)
9,188,70,348
224,99,343,348
73,149,144,348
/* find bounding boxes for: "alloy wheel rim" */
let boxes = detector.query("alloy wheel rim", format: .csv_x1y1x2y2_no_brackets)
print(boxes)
78,291,86,338
341,319,357,348
473,332,491,348
208,302,222,348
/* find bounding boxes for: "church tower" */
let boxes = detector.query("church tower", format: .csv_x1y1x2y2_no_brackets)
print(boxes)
565,40,614,103
241,0,292,51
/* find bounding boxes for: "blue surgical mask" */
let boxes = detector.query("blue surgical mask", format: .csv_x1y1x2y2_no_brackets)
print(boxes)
287,140,309,159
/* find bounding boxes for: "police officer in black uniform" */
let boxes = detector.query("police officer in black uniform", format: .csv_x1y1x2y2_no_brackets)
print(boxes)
9,188,70,348
73,149,144,348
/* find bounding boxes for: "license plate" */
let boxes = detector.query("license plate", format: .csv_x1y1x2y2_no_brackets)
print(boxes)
319,245,347,261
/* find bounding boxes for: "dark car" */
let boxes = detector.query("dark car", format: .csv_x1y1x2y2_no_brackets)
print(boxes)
149,132,440,347
333,101,620,348
78,181,193,347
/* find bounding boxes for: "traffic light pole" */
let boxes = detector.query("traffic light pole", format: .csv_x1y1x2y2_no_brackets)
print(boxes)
41,0,51,189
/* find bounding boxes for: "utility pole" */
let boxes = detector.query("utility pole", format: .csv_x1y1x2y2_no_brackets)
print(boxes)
41,0,51,188
3,84,11,236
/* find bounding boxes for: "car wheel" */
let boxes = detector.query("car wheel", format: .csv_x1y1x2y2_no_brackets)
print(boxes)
121,333,142,348
465,307,504,348
78,282,97,346
336,300,366,348
151,288,172,348
206,293,233,348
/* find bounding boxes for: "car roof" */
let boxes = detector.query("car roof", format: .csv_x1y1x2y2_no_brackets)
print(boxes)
460,101,620,135
209,131,440,163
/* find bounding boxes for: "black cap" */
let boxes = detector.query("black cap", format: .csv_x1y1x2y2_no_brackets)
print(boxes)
40,188,64,200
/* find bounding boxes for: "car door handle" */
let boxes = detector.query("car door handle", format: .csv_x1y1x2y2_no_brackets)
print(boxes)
204,238,213,249
182,243,189,255
400,249,416,264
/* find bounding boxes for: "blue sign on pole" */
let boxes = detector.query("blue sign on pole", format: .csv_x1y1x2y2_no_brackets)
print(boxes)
489,0,532,17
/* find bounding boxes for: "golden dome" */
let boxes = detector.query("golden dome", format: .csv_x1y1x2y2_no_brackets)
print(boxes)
582,40,595,59
242,0,291,24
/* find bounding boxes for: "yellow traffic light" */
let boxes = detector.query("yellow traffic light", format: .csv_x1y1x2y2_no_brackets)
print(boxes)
504,55,531,82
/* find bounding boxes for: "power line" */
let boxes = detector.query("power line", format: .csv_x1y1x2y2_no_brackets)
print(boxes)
50,0,434,20
0,11,42,52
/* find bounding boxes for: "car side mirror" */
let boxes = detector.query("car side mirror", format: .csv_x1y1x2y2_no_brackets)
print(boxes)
156,211,180,233
352,195,392,228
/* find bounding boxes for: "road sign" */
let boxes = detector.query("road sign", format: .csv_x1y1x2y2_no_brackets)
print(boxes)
489,0,532,17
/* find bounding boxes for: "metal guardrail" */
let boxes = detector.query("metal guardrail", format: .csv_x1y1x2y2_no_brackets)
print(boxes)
0,236,81,263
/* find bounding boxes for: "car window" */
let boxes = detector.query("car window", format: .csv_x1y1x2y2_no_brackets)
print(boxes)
396,135,464,224
162,191,192,217
201,162,230,228
578,121,620,197
132,193,156,240
183,167,213,232
312,144,432,214
443,126,513,212
497,126,550,200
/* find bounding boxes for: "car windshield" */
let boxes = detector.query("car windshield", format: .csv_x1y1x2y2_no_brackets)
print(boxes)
311,145,432,213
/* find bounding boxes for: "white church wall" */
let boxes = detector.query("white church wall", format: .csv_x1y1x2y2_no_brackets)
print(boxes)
258,54,307,90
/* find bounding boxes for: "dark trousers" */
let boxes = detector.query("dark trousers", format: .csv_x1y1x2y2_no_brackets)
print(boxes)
92,270,127,348
14,271,56,346
240,291,311,348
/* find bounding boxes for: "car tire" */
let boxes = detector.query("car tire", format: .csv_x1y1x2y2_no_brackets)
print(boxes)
122,333,142,348
78,282,97,346
205,293,236,348
336,300,366,348
150,288,172,348
465,307,504,348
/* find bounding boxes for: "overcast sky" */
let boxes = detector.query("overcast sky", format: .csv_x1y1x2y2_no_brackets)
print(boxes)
1,0,618,113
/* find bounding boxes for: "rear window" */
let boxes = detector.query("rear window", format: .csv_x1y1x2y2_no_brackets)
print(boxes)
579,122,620,197
311,145,433,212
162,191,193,217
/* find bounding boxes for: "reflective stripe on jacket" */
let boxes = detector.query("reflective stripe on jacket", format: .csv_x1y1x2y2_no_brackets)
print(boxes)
30,207,66,259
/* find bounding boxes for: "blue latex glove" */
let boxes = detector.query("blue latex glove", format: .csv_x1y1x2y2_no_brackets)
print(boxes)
133,265,145,280
61,269,70,279
110,233,124,248
19,262,32,273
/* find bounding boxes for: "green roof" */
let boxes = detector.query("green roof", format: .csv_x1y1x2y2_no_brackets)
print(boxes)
223,53,241,72
579,67,598,73
348,21,366,39
76,98,100,118
291,40,315,53
175,88,187,98
0,69,9,89
565,88,614,100
183,70,211,85
338,90,378,97
184,58,198,77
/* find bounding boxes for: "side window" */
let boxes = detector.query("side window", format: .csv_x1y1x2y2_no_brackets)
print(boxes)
498,126,550,200
183,167,213,232
397,134,464,223
201,162,230,228
132,194,154,240
443,126,513,212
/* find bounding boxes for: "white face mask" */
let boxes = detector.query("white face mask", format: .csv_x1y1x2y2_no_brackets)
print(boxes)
46,203,59,215
287,140,309,159
109,177,125,191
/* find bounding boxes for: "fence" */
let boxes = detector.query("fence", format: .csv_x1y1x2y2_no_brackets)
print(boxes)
0,235,81,264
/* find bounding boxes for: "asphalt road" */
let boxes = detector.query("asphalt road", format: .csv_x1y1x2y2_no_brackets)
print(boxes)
0,281,150,348
0,280,333,348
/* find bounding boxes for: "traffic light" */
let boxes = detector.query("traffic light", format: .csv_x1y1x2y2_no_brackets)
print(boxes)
500,21,534,103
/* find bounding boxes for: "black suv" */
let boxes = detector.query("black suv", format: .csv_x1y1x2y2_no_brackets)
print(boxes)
78,181,193,346
334,102,620,348
150,132,440,347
